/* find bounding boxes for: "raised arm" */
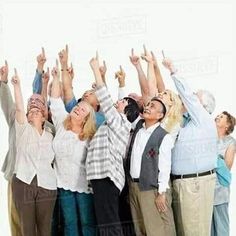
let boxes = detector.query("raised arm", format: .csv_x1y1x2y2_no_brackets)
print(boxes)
115,65,127,100
99,60,107,86
11,69,25,124
41,67,50,101
51,60,61,98
59,45,74,104
129,48,149,98
0,60,15,126
151,51,165,93
33,47,46,94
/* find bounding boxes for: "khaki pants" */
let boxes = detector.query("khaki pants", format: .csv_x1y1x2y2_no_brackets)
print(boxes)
129,181,176,236
172,173,216,236
8,180,22,236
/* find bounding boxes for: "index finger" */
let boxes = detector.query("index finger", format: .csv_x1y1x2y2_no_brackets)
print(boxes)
96,51,99,60
56,59,59,67
161,50,165,59
5,60,8,67
65,44,69,53
103,60,106,68
47,67,49,74
42,47,45,57
119,65,123,72
143,44,147,55
14,68,18,76
131,48,134,56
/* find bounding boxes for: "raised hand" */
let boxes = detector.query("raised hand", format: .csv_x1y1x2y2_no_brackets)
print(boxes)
162,58,177,74
129,48,140,67
115,65,126,87
0,60,9,83
37,47,46,73
89,51,100,71
68,62,74,80
141,45,153,63
99,60,107,78
58,44,69,69
42,67,50,84
51,60,60,79
11,68,20,86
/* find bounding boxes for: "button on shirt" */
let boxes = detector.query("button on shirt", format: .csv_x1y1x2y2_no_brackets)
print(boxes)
50,97,91,193
171,74,217,175
130,122,174,193
14,120,57,190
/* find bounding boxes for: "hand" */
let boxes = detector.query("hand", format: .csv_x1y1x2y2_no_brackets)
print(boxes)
0,60,9,83
162,58,177,74
68,63,74,80
51,59,60,79
115,65,126,87
141,45,153,63
58,44,69,69
155,192,167,213
42,67,50,84
11,68,20,86
129,48,140,67
89,51,100,71
37,47,46,73
99,60,107,79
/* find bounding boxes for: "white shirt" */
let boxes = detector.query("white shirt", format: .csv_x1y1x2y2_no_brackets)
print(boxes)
50,97,91,193
14,120,57,190
130,122,174,193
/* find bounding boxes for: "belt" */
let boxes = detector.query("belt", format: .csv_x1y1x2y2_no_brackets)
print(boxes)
130,178,139,182
171,169,215,180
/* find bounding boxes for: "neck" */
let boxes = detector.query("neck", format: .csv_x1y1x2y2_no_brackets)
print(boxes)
31,122,44,134
144,119,159,129
71,119,83,134
217,127,227,139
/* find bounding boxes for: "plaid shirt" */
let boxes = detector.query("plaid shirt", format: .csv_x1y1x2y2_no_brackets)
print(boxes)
86,85,131,192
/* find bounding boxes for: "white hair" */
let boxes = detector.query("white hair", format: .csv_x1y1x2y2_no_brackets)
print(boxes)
197,89,216,114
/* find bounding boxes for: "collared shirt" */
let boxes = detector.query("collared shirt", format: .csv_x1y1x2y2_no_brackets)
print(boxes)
130,122,174,193
86,86,131,192
50,97,91,193
171,74,217,175
14,119,57,190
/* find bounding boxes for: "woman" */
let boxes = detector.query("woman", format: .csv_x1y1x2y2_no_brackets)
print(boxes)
50,62,97,236
11,69,57,236
211,111,236,236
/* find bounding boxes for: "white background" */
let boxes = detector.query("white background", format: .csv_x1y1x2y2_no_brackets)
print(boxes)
0,0,235,235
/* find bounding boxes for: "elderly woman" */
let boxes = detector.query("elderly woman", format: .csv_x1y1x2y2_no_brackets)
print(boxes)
211,111,236,236
49,62,97,236
11,69,57,236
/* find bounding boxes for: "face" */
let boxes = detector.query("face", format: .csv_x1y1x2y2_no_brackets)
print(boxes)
70,101,90,122
157,90,173,108
142,100,164,121
27,107,45,124
114,99,128,113
215,113,229,129
82,89,99,108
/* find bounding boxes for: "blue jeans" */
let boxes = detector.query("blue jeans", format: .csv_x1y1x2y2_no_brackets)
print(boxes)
58,188,96,236
211,203,229,236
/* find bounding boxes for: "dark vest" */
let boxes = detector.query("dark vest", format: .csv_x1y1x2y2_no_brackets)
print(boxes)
126,119,168,191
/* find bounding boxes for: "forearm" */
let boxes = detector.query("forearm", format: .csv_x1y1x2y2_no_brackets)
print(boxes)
51,77,61,98
41,81,49,101
92,67,104,86
32,70,43,94
154,66,165,93
147,62,157,97
135,64,149,97
14,85,25,124
61,68,74,103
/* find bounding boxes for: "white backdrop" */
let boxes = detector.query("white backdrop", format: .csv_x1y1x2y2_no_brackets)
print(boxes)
0,0,235,235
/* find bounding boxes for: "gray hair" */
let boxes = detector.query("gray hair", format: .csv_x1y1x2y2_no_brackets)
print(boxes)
196,89,216,114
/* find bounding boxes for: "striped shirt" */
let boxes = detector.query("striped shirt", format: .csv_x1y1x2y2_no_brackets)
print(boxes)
86,85,131,192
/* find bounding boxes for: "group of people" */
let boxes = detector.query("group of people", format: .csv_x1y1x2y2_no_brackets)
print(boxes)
0,45,235,236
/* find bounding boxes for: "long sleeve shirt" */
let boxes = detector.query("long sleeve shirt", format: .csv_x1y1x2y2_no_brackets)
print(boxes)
86,85,131,192
171,73,217,175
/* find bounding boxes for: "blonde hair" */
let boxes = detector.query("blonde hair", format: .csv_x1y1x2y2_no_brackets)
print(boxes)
163,89,183,133
63,102,96,140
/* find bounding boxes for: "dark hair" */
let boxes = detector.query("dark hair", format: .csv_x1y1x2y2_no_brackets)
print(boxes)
222,111,236,135
123,97,140,123
150,97,167,121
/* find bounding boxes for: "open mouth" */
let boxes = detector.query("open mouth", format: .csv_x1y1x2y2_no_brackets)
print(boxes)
143,109,151,114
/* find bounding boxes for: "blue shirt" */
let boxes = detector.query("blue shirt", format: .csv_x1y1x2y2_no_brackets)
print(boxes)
171,74,217,175
65,97,105,129
32,70,43,94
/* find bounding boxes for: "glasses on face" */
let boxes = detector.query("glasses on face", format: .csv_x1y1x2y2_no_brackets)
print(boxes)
28,98,45,106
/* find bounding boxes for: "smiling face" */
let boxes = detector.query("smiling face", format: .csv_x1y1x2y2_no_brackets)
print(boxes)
70,101,91,122
114,99,128,113
82,89,99,110
142,100,165,122
27,107,45,124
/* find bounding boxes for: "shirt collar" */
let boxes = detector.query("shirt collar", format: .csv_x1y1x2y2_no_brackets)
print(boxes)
142,122,160,133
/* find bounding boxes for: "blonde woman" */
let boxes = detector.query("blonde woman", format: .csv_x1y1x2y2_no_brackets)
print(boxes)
11,69,57,236
49,61,96,236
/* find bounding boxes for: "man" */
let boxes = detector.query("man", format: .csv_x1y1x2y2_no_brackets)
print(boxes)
126,97,176,236
86,53,140,236
162,58,217,236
